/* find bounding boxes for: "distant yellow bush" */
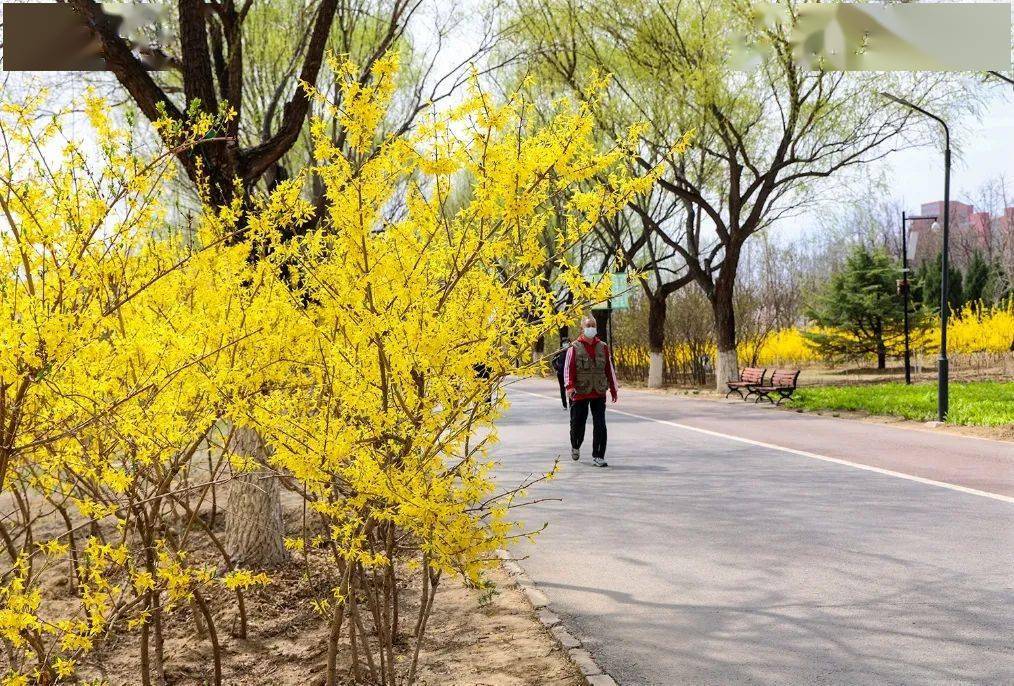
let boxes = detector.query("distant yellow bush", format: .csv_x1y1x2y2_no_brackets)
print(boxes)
937,301,1014,354
752,329,821,366
613,301,1013,376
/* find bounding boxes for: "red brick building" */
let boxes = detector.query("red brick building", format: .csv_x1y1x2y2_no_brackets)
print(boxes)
908,200,1014,267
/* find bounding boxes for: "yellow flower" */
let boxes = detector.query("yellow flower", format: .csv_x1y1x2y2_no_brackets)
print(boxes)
53,657,76,678
222,570,272,591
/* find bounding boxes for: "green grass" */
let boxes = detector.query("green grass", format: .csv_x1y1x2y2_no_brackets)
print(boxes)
790,381,1014,427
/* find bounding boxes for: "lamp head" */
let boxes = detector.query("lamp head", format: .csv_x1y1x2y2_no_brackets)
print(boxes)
931,220,941,231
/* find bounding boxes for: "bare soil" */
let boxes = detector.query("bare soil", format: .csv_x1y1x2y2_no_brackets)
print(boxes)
2,493,582,686
75,563,580,686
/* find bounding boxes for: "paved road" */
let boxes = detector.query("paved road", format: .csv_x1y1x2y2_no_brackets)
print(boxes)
496,378,1014,686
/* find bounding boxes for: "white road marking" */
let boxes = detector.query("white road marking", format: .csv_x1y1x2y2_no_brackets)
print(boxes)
515,389,1014,504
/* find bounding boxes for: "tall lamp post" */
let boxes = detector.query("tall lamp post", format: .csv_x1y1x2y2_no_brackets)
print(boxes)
880,92,951,421
899,213,934,384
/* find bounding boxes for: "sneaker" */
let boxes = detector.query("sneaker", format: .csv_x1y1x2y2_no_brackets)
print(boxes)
592,457,608,468
571,448,580,461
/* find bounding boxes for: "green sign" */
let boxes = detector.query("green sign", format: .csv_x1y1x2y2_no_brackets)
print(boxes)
584,272,630,311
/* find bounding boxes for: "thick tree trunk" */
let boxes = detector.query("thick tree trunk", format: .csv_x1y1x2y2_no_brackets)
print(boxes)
875,333,887,370
225,427,287,569
647,295,667,388
592,309,611,345
711,279,739,390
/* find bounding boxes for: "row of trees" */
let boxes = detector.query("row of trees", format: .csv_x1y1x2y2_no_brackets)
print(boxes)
610,220,1012,377
915,251,1010,313
807,246,1011,368
506,0,977,388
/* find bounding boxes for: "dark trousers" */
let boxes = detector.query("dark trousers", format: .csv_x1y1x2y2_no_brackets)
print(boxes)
570,396,607,458
556,372,568,408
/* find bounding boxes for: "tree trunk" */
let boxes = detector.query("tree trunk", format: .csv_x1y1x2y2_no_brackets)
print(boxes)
875,331,887,370
532,335,545,363
225,427,287,569
592,309,611,345
647,295,667,388
711,279,739,390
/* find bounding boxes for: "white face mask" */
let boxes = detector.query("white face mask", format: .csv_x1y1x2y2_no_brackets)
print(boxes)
583,326,597,338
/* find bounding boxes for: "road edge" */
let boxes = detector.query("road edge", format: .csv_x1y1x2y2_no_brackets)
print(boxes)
496,549,618,686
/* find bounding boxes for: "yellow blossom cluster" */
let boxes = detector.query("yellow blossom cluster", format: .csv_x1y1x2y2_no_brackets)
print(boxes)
2,57,665,684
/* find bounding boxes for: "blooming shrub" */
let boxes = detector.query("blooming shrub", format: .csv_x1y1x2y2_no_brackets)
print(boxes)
613,301,1013,384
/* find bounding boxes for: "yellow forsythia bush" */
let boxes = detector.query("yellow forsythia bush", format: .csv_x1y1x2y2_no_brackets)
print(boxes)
2,58,678,685
752,329,822,366
936,301,1014,354
615,301,1012,379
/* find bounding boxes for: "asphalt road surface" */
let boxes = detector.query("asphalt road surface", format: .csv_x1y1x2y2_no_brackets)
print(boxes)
496,378,1014,686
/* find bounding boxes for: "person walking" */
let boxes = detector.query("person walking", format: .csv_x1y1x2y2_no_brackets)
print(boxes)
563,315,618,467
551,336,571,409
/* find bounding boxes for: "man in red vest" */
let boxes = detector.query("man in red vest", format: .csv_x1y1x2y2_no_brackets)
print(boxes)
563,315,619,467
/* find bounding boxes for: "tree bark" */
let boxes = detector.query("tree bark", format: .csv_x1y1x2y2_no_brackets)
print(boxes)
875,327,887,370
646,295,666,388
533,335,545,363
711,277,739,390
591,309,611,345
225,427,287,569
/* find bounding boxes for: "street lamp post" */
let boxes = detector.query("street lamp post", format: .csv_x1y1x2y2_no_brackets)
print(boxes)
880,92,951,421
901,211,912,385
899,213,933,385
987,71,1014,88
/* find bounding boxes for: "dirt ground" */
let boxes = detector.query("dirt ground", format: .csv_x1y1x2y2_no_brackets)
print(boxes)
414,567,583,686
1,488,582,686
72,564,581,686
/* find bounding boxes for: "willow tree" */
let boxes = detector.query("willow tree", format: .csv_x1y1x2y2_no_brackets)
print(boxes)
510,0,971,387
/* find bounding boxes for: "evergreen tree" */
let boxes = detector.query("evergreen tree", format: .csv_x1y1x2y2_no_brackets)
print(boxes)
916,253,964,312
963,251,990,305
984,259,1011,305
805,247,927,369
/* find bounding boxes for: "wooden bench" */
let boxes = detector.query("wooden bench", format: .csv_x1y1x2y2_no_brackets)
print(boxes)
751,369,801,405
725,367,766,400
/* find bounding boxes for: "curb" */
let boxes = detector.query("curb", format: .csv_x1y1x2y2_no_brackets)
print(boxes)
497,549,619,686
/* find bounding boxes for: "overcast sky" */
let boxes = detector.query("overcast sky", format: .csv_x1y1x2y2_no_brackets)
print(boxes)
877,90,1013,210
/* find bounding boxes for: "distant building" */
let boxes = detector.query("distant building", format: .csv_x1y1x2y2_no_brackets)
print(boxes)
908,200,1014,267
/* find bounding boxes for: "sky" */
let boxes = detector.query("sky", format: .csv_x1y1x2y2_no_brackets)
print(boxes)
784,87,1014,241
877,91,1014,210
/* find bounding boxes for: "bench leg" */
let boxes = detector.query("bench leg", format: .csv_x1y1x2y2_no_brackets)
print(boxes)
725,387,743,399
775,390,794,406
754,392,772,404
